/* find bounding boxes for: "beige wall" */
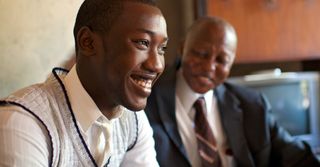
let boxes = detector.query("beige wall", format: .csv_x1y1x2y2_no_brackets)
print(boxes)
0,0,194,97
0,0,83,97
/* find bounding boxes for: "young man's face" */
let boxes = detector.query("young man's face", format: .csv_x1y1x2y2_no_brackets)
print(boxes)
92,2,168,111
181,22,237,94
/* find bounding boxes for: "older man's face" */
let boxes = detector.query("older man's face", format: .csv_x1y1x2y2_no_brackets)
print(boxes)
181,23,237,94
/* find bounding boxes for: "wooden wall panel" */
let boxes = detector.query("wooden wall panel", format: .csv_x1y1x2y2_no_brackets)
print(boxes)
206,0,320,64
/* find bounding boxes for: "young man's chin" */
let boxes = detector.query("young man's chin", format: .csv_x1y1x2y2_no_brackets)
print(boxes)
125,99,147,112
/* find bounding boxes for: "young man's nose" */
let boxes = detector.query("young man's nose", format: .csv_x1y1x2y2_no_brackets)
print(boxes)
143,49,165,73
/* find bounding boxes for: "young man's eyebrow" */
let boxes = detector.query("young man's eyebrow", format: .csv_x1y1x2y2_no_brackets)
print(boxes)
136,28,168,42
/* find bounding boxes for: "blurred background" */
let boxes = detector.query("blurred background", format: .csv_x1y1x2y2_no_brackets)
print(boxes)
0,0,82,97
1,0,320,96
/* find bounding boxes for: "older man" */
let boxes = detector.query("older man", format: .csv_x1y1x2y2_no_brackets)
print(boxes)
145,16,319,167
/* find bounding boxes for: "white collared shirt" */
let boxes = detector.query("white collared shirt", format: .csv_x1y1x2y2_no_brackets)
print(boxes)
175,70,234,167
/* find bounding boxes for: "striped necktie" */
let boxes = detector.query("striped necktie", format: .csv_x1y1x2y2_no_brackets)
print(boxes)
194,97,221,167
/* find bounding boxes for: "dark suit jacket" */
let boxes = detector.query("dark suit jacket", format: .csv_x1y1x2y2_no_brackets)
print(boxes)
145,67,320,167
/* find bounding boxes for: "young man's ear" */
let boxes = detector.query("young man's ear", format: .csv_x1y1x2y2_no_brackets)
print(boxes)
76,26,96,55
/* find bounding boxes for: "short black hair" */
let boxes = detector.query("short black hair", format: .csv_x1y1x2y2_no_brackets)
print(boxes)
73,0,157,52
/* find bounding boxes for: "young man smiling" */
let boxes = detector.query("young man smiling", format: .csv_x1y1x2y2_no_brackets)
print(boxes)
0,0,168,166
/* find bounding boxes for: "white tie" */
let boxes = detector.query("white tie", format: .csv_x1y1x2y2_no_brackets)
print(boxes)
91,118,112,166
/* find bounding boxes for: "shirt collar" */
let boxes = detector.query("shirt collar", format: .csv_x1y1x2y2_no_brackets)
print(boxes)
176,69,213,114
63,65,107,132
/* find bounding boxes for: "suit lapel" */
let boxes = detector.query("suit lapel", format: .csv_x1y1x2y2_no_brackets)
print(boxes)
215,84,255,167
155,68,190,162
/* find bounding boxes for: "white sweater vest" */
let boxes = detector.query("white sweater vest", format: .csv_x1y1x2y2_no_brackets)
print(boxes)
1,68,138,167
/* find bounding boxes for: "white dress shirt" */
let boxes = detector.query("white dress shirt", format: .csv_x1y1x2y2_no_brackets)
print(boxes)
175,70,235,167
0,65,158,167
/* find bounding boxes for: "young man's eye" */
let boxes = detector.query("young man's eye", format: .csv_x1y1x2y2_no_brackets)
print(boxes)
133,40,150,50
158,45,167,56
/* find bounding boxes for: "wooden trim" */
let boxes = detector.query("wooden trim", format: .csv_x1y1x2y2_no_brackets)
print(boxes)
194,0,207,18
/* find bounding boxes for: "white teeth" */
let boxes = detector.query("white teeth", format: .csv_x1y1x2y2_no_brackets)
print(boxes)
133,78,152,89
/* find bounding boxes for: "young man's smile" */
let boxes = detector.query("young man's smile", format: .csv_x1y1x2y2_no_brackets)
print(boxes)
130,72,157,96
